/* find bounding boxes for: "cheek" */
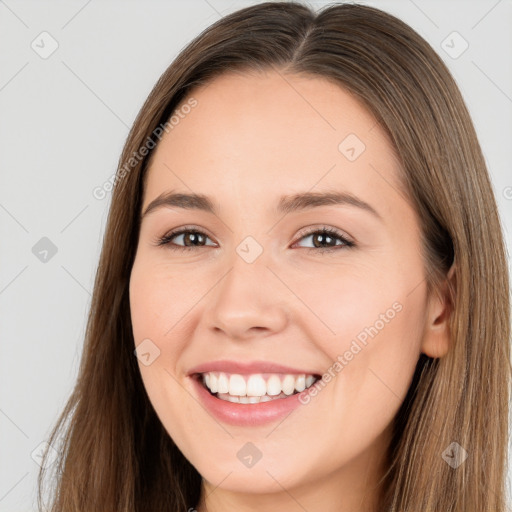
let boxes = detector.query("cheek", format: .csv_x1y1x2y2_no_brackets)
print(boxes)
305,258,427,436
129,259,191,411
129,259,201,451
290,262,419,356
317,278,427,447
129,257,199,348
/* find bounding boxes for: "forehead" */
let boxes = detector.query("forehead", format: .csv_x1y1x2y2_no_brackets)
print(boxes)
143,69,405,213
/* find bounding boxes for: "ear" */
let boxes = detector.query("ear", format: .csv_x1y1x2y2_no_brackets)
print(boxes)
420,264,456,359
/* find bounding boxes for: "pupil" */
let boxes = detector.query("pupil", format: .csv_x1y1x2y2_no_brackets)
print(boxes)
186,232,203,246
315,233,334,248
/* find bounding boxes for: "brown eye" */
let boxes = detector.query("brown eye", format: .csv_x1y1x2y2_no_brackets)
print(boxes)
157,228,216,251
294,227,355,253
156,225,355,253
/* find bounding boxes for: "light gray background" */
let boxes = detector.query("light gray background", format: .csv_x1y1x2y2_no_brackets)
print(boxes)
1,0,511,510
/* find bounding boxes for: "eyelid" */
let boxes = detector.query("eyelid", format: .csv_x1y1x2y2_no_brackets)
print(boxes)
294,224,355,244
155,223,355,252
154,224,216,247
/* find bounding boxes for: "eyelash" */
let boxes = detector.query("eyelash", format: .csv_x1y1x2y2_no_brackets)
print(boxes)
155,225,355,253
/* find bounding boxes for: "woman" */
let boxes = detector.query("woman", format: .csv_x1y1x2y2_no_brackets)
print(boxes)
37,2,511,511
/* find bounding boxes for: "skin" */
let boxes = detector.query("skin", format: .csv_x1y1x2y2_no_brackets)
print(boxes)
129,69,453,512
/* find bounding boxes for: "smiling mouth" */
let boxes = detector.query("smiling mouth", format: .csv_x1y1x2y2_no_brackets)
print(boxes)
196,371,321,404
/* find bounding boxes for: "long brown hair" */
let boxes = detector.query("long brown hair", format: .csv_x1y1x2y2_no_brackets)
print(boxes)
37,2,511,510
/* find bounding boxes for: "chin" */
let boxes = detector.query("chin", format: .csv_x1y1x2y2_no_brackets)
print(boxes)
193,453,313,495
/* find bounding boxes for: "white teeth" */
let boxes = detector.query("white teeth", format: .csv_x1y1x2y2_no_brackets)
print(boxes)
295,374,306,392
217,373,229,394
282,374,296,395
209,373,218,393
201,371,318,401
266,375,282,396
216,392,284,403
247,374,267,396
229,374,246,396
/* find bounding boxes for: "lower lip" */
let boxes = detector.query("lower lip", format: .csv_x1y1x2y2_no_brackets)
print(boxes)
191,375,306,427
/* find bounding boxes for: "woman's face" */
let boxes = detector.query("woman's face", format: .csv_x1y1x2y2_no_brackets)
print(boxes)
129,70,449,507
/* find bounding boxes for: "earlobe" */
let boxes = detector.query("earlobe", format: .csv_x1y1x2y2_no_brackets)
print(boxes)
420,264,456,359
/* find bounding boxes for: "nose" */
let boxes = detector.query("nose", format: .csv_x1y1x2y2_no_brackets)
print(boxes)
205,252,289,341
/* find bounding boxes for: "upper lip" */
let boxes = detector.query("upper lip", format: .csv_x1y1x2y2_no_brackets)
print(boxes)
187,360,320,376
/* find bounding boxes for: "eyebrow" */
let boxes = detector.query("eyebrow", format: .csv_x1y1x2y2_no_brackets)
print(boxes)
141,190,382,221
